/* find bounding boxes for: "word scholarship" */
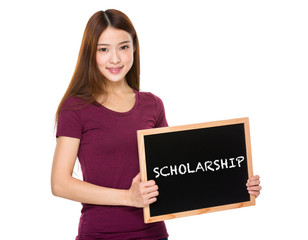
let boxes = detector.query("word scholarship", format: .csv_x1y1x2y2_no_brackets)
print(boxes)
153,156,245,178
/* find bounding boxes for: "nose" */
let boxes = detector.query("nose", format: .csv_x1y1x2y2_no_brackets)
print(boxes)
109,50,120,64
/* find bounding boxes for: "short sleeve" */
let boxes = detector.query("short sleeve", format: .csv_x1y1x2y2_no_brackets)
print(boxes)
153,95,168,128
56,100,83,139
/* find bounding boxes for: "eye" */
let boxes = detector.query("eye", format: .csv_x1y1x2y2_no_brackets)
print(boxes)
120,45,129,50
98,48,108,52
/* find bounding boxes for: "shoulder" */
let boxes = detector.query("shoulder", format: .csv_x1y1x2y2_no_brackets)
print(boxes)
58,96,93,125
138,90,164,106
138,90,168,127
57,97,86,138
60,96,90,112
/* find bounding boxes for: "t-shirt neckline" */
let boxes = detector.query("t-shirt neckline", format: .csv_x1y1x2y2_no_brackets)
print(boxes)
95,88,139,117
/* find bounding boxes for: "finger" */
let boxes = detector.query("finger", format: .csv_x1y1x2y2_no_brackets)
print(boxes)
147,190,159,199
141,184,159,195
144,191,159,205
247,186,262,191
142,179,157,187
248,175,260,182
132,173,141,183
146,197,157,205
246,180,260,187
249,191,260,198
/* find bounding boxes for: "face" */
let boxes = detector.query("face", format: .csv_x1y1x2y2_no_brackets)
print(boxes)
96,27,134,85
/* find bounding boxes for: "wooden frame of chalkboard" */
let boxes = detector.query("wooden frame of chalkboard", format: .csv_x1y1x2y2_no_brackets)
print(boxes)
137,117,255,223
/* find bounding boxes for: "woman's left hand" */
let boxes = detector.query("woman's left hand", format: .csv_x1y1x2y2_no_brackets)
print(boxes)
246,175,262,198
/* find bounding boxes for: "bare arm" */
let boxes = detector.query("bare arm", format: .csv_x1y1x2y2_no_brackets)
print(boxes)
51,136,158,207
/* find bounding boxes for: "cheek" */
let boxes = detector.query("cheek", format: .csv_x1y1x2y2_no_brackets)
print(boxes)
96,54,106,68
123,51,134,67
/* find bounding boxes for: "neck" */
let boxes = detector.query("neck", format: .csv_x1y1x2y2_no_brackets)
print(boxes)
96,79,134,103
105,79,132,94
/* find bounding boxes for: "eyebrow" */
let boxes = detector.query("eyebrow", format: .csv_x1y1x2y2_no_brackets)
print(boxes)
97,40,131,46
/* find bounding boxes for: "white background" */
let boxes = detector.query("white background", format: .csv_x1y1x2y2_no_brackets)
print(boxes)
1,0,307,239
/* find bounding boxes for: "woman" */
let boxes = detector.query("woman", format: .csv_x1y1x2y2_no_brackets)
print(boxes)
51,9,261,240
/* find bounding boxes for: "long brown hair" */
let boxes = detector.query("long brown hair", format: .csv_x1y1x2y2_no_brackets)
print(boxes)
55,9,140,123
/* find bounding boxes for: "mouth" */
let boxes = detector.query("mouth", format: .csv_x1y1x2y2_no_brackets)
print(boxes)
107,66,123,74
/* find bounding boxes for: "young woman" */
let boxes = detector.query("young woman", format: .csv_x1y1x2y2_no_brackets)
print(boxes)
51,9,261,240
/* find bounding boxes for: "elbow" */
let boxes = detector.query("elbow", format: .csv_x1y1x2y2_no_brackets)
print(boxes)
51,175,74,198
51,181,61,197
51,177,66,197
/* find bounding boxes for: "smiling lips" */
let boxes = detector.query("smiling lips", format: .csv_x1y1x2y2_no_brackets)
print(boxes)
107,66,123,74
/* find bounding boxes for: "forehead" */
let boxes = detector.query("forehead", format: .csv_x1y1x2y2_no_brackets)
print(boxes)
97,27,133,45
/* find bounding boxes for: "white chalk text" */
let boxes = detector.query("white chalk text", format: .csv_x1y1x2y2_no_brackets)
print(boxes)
153,156,245,178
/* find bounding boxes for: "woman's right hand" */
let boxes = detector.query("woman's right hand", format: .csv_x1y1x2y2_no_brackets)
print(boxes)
127,173,159,208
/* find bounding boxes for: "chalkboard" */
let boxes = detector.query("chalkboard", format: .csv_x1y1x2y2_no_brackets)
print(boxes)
137,118,255,223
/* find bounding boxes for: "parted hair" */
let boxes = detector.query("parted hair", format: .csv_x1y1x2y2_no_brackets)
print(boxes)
55,9,140,123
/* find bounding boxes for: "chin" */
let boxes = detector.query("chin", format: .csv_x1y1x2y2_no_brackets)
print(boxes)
104,75,126,83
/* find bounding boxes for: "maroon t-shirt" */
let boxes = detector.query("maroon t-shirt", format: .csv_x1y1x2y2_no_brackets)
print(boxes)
56,89,169,240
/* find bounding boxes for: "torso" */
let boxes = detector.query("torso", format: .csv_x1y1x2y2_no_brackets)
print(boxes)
57,90,169,239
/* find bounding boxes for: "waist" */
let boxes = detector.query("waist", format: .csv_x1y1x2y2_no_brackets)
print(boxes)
78,205,168,239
